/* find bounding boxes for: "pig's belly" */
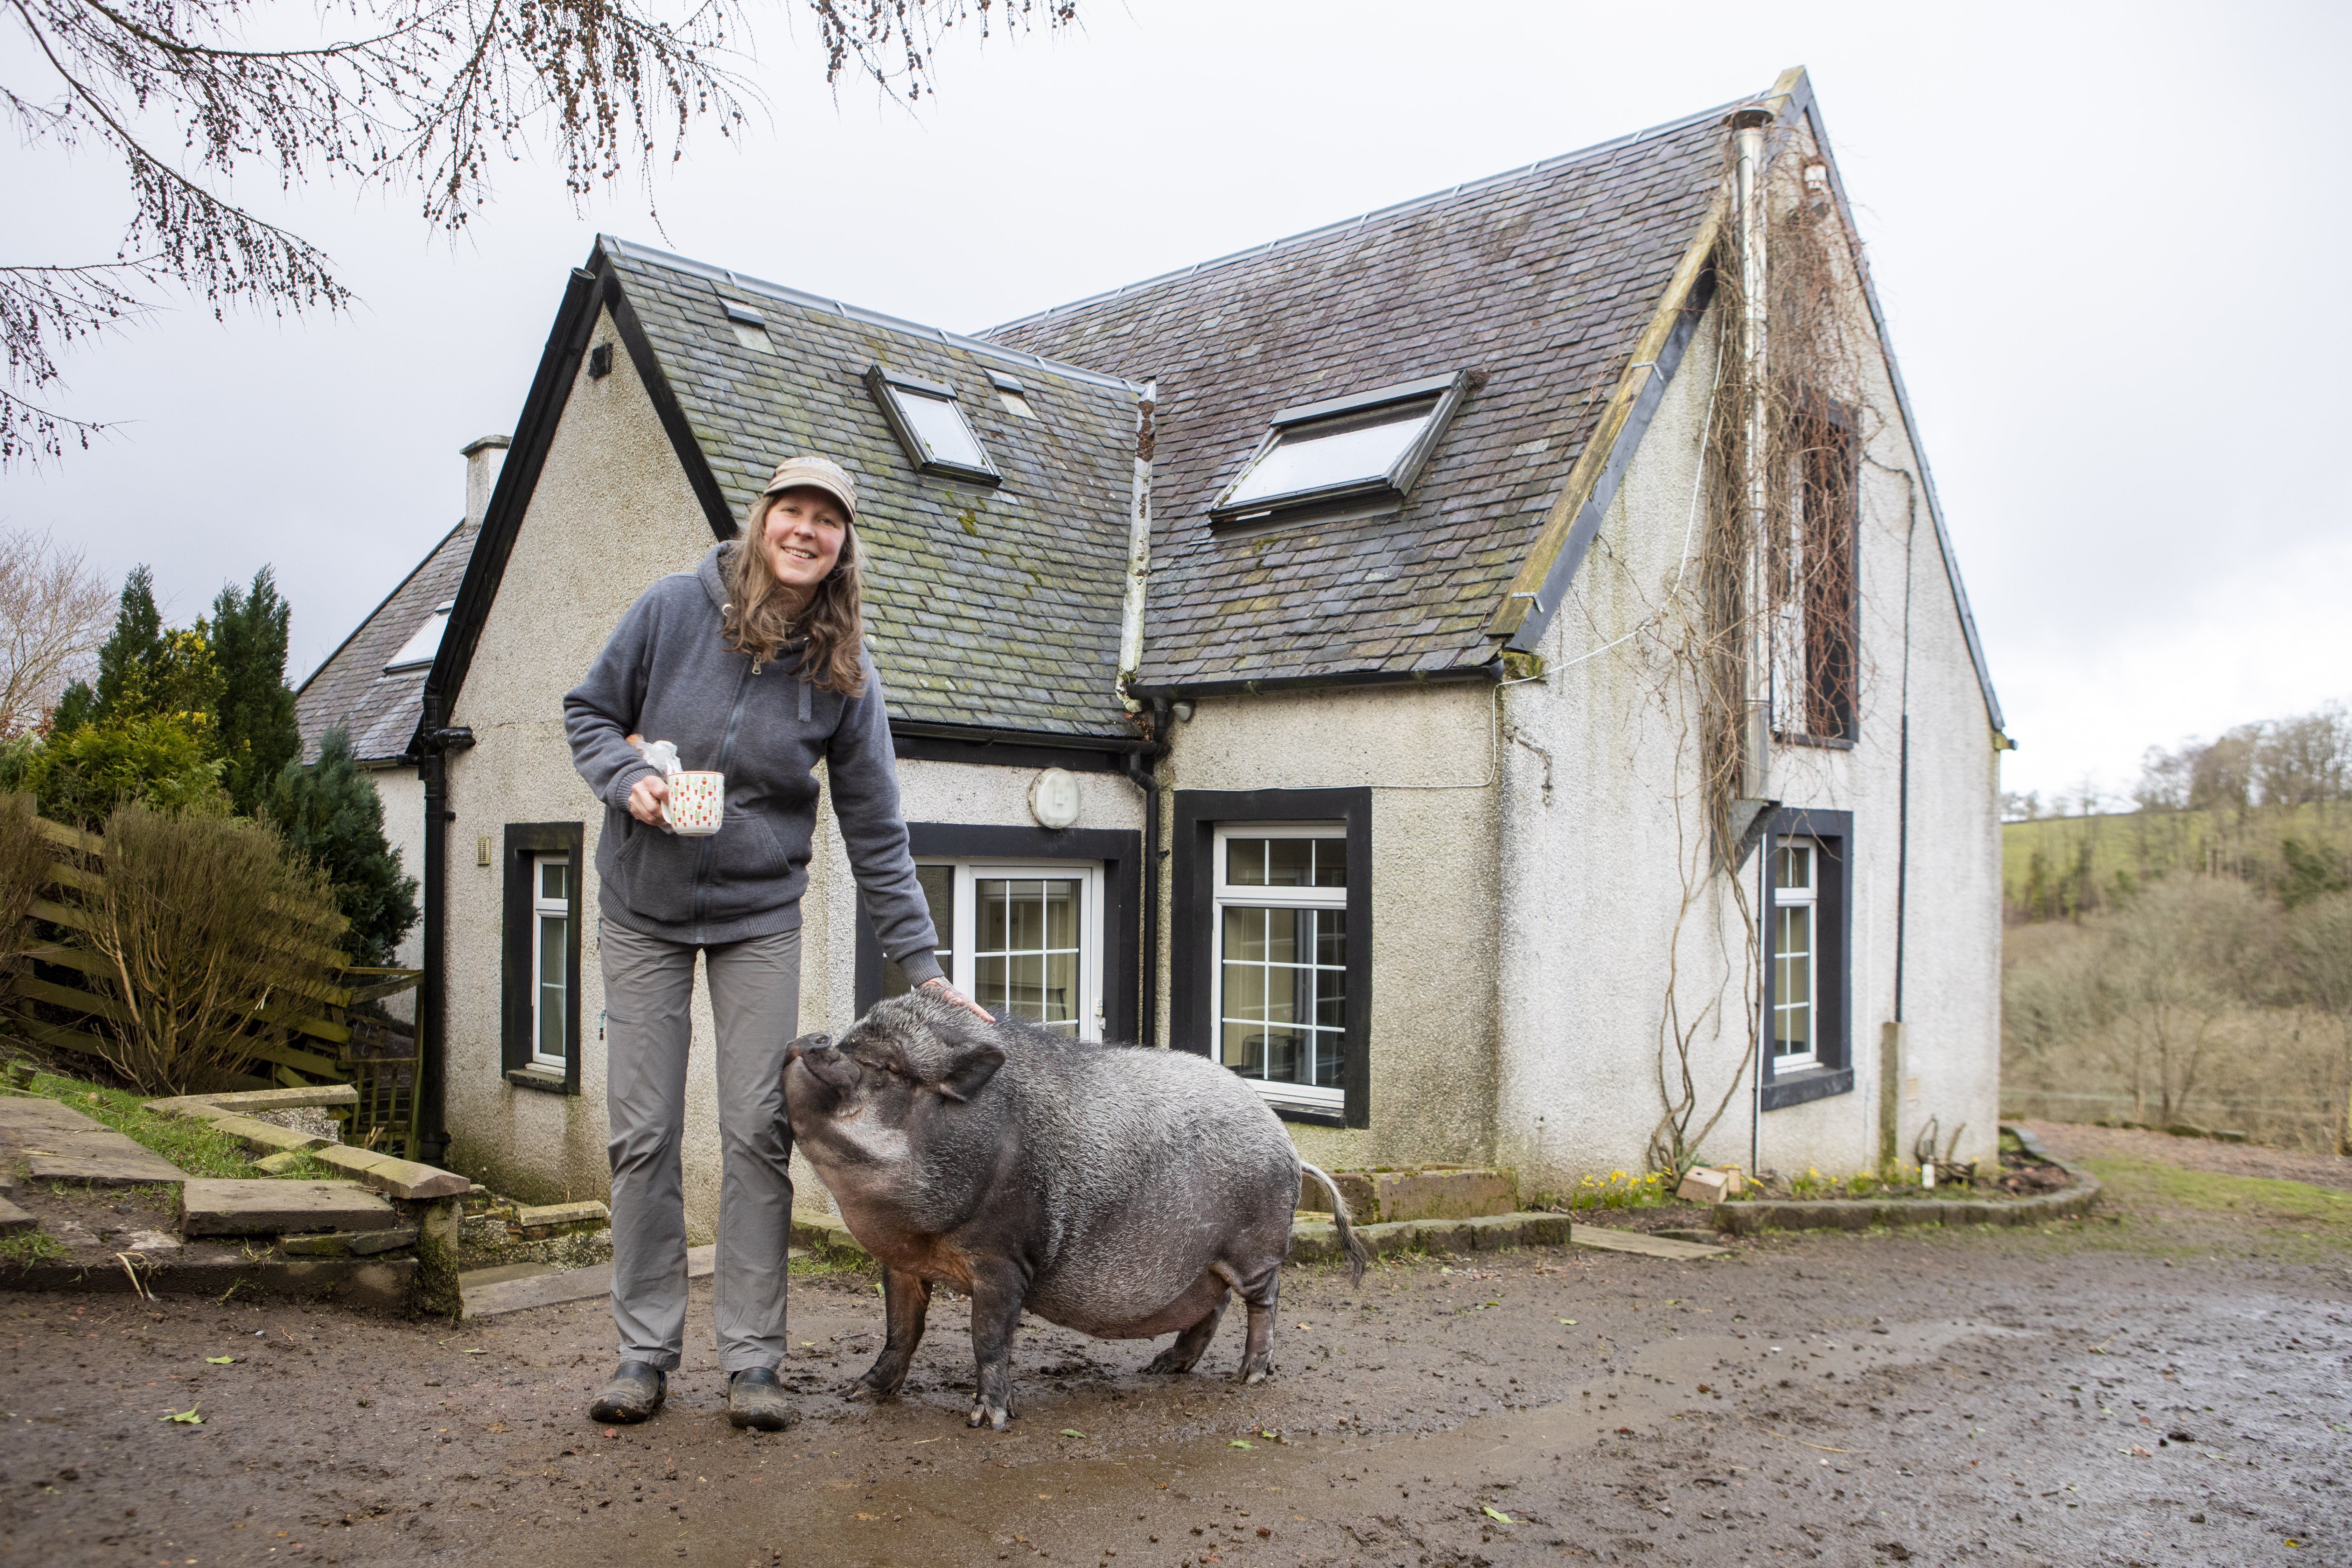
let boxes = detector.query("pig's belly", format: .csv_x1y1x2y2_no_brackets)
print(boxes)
1028,1267,1231,1340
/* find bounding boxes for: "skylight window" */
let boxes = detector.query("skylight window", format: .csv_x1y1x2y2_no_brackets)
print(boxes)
383,602,452,674
866,366,1001,485
1212,371,1471,525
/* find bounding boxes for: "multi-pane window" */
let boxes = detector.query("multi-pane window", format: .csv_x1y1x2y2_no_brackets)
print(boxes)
1212,826,1347,1112
531,855,570,1070
883,861,1101,1038
1769,840,1818,1069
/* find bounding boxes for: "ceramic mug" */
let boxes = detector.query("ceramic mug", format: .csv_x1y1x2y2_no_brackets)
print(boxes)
663,770,725,835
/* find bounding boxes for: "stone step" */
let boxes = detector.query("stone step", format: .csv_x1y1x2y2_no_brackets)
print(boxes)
1297,1166,1520,1224
1284,1211,1728,1265
178,1178,396,1237
196,1112,328,1155
279,1227,419,1257
511,1200,610,1239
0,1194,34,1234
307,1143,470,1201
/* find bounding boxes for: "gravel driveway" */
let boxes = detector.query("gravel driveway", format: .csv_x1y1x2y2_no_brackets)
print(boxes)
5,1134,2346,1567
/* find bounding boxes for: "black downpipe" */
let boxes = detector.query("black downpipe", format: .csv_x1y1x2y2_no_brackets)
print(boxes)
416,702,449,1164
1120,699,1171,1049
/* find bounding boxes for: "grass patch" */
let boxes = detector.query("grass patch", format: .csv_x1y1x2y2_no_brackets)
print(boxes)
0,1228,68,1268
18,1070,338,1180
2080,1155,2352,1228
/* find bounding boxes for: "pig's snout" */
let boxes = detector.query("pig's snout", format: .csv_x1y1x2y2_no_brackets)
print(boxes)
783,1032,831,1065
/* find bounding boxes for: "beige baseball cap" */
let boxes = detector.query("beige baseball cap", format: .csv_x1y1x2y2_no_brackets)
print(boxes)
761,456,858,521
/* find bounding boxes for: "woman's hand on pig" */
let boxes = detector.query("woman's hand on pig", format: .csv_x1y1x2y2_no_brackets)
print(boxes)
920,976,995,1023
626,772,670,826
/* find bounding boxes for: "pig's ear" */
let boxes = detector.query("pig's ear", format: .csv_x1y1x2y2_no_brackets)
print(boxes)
933,1045,1005,1104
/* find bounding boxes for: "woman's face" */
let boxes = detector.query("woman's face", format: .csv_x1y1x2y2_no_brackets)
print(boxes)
759,487,848,602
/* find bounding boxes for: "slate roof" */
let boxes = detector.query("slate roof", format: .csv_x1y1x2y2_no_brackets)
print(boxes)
983,103,1735,690
602,241,1148,741
294,519,475,765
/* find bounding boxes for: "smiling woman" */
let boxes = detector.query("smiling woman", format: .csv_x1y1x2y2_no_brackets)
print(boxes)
561,452,994,1435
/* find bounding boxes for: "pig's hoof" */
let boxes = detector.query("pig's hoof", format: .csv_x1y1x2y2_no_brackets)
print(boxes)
1144,1350,1198,1375
1239,1362,1272,1385
967,1404,1011,1431
846,1380,897,1402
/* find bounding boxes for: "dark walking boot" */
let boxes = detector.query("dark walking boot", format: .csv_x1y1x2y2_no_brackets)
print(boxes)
727,1367,790,1431
588,1361,666,1424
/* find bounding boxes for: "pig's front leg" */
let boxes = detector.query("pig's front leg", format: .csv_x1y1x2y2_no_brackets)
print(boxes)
853,1268,933,1398
965,1261,1028,1430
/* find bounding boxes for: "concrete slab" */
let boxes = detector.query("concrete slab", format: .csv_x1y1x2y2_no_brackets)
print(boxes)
1568,1224,1727,1259
308,1143,468,1200
178,1178,395,1236
144,1086,358,1117
0,1194,33,1234
0,1096,186,1186
461,1244,716,1319
200,1113,328,1154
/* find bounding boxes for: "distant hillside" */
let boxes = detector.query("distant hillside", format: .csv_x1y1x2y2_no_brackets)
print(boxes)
2002,802,2352,922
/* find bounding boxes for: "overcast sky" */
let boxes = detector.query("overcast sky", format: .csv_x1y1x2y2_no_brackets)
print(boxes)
4,0,2344,805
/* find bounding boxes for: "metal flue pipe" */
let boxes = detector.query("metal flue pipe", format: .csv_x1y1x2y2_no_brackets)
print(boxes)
1731,106,1774,802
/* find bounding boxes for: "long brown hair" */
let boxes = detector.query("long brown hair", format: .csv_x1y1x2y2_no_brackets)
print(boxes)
722,493,867,696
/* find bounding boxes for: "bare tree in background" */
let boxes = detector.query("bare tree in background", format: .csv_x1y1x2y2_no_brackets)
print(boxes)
0,528,112,737
2,0,1078,465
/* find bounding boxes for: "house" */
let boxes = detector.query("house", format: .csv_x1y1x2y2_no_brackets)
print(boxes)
290,434,503,1020
351,67,2005,1219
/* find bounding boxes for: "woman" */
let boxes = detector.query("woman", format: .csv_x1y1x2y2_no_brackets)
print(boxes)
564,455,989,1431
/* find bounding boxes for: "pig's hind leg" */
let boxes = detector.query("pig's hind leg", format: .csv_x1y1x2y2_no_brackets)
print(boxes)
853,1268,932,1398
1144,1280,1229,1374
1217,1258,1283,1385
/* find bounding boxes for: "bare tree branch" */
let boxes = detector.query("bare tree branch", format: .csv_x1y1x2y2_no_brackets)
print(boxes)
4,0,1079,467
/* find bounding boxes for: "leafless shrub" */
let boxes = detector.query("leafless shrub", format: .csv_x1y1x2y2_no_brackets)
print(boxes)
0,794,48,1011
2003,879,2352,1153
76,803,346,1095
0,529,111,737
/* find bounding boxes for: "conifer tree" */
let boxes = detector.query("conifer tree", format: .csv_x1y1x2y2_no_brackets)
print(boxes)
211,568,300,816
265,728,418,966
91,565,163,722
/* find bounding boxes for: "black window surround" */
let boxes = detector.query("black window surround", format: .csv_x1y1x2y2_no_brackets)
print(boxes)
1171,789,1372,1129
864,365,1003,486
855,823,1142,1041
501,821,583,1095
1209,371,1470,527
1759,805,1853,1111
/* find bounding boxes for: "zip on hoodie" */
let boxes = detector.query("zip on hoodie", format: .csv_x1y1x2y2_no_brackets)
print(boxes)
689,656,760,943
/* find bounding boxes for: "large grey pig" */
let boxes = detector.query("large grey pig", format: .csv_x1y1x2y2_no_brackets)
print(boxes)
782,990,1368,1429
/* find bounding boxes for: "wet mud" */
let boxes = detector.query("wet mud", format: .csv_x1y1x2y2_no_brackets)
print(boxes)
5,1149,2347,1566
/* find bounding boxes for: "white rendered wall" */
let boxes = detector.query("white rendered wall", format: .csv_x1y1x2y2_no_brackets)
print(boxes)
1156,683,1504,1176
364,762,427,1024
443,304,720,1214
1492,271,2000,1195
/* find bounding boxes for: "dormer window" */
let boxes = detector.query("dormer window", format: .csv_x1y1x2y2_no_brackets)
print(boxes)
1211,371,1470,526
866,365,1001,485
383,602,452,674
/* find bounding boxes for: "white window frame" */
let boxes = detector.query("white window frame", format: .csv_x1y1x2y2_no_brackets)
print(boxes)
1210,822,1349,1116
530,853,570,1071
1769,839,1819,1071
865,365,1002,486
903,859,1105,1039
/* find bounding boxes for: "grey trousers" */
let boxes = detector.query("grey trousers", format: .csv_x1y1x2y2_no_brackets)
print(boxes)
600,917,799,1373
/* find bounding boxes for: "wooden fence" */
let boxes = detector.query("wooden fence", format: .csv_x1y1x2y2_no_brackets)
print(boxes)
3,812,426,1157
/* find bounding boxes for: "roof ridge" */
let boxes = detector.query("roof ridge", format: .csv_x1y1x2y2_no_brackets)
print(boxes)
979,95,1745,337
293,517,470,698
595,237,1149,396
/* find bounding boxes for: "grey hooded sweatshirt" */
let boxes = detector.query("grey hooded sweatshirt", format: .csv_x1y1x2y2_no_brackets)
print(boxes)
564,542,942,981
